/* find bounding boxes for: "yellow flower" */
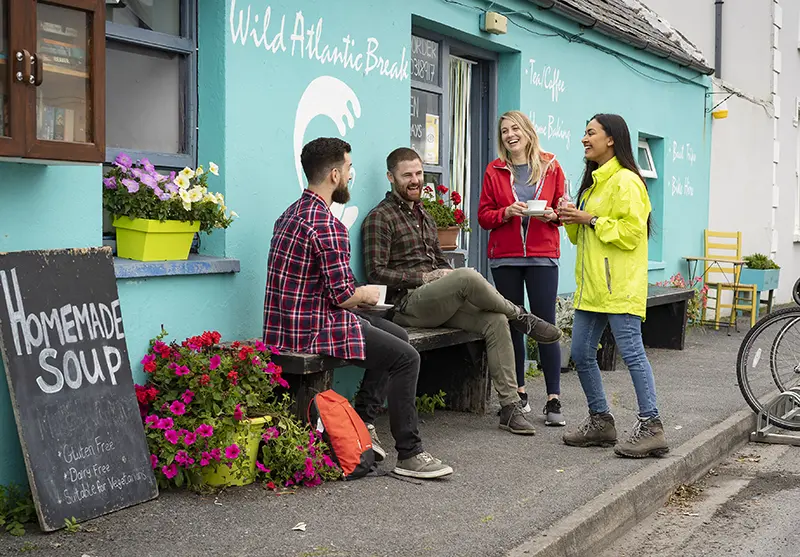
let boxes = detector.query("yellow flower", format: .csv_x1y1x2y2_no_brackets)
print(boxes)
209,162,219,176
196,165,204,176
182,201,192,211
174,175,190,190
179,167,195,180
188,186,204,203
203,193,217,203
179,189,191,203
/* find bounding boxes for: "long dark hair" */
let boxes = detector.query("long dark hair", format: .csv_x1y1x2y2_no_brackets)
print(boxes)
577,113,651,237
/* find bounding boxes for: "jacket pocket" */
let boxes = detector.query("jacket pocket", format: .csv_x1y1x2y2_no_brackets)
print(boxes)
604,257,612,294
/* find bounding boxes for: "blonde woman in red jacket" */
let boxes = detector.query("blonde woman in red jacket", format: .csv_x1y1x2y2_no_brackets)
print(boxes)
478,110,566,426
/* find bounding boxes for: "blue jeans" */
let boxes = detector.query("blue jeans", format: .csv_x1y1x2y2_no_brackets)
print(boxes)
571,310,659,418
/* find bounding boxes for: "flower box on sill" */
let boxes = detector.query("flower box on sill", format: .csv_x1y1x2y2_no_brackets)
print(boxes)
113,217,199,262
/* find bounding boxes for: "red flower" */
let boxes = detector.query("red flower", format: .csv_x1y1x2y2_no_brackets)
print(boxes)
238,345,254,361
424,185,433,194
436,184,449,194
199,373,211,386
227,370,239,385
451,191,462,205
453,209,466,224
437,199,444,205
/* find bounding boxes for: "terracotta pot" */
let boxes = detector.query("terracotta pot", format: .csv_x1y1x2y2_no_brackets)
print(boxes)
437,226,460,251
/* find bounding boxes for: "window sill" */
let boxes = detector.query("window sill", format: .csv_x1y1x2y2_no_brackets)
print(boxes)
648,261,666,271
114,255,241,279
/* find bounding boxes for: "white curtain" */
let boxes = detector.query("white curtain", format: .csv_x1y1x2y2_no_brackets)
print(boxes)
449,56,473,248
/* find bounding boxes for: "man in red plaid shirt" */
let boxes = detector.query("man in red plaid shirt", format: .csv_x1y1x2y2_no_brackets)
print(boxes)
362,148,562,437
263,138,452,480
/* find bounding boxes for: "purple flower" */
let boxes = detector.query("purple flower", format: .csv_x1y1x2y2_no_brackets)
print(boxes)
122,178,139,193
103,177,117,189
114,152,132,169
141,158,156,174
130,167,143,179
168,171,177,182
233,404,243,421
140,173,157,189
165,182,179,194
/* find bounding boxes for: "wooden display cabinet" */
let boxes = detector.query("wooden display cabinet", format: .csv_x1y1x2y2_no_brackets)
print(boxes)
0,0,104,163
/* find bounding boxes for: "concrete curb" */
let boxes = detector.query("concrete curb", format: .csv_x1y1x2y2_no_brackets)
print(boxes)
508,408,756,557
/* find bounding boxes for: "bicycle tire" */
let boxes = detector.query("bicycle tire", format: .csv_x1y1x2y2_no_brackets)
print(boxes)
794,276,800,306
736,306,800,430
769,313,800,393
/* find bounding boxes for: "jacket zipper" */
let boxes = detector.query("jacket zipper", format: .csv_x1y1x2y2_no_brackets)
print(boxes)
604,258,612,294
576,186,597,309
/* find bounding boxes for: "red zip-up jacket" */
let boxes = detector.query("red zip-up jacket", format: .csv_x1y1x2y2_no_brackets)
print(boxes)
478,152,565,260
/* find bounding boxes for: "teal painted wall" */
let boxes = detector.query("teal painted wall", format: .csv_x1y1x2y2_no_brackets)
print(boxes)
0,0,712,485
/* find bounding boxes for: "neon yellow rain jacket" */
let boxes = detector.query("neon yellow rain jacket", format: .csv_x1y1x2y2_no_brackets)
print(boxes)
565,157,651,319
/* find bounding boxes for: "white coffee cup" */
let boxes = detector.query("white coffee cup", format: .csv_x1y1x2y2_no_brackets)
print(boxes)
367,284,387,305
526,199,547,212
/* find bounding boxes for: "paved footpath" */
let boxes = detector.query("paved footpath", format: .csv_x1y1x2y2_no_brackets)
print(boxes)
0,326,758,557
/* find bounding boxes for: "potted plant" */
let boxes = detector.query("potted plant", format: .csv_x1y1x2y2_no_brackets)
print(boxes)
421,184,470,250
741,253,781,293
103,153,236,262
654,273,708,325
555,295,575,371
136,329,290,489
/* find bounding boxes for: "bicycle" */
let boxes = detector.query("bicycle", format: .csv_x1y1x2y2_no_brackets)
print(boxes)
736,305,800,430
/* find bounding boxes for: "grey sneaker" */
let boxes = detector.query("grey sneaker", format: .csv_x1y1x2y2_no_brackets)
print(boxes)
365,423,386,462
543,398,566,427
563,413,617,447
393,451,453,479
614,417,670,458
510,309,561,344
499,402,536,435
519,392,532,413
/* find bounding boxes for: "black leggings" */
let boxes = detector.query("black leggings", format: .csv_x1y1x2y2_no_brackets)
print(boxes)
491,265,561,396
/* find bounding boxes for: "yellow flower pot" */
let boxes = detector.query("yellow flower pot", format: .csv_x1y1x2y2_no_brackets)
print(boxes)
199,416,270,488
113,216,200,262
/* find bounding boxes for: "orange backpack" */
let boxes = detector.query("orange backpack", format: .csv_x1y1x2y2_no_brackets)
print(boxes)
308,390,376,480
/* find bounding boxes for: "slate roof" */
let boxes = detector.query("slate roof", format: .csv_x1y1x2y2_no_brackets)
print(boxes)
526,0,713,75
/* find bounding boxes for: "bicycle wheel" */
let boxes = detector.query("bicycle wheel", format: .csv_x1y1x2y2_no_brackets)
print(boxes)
793,276,800,306
736,306,800,430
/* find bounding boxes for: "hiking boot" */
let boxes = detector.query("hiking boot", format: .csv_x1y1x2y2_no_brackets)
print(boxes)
614,417,670,458
499,401,536,435
562,412,617,447
393,451,453,479
519,392,532,413
543,398,566,427
510,309,561,344
365,423,386,462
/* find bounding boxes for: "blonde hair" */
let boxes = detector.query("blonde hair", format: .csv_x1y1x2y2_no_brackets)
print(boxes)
497,111,543,185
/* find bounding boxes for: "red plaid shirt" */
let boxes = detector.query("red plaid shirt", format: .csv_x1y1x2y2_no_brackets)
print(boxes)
263,190,365,360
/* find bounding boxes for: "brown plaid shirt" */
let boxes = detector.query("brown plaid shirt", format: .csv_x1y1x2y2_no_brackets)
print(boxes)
361,192,451,304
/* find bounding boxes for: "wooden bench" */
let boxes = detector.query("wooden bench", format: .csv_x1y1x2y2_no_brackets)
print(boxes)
597,285,695,371
271,327,491,421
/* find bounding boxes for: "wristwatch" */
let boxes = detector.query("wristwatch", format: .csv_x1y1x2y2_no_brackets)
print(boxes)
589,216,598,229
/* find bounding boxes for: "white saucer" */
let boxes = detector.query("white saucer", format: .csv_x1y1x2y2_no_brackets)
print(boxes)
358,303,394,311
522,209,552,217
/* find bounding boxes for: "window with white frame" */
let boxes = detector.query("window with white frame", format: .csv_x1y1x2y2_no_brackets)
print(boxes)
637,139,657,179
105,0,196,169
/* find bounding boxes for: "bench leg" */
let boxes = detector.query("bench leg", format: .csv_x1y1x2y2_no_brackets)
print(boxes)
642,300,688,350
416,340,490,415
597,325,618,371
286,369,334,423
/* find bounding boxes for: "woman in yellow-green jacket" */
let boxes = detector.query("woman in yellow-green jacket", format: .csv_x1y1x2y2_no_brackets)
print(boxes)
557,113,668,459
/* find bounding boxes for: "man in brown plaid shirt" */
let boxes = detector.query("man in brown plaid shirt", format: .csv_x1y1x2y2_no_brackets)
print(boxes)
362,147,561,436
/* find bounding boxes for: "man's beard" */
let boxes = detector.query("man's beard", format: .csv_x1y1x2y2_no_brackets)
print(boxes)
332,181,350,204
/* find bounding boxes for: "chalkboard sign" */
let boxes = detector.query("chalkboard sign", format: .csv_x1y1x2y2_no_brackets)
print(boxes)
0,248,157,531
411,35,440,86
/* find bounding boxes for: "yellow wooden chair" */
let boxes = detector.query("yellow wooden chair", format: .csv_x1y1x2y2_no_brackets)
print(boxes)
703,230,758,329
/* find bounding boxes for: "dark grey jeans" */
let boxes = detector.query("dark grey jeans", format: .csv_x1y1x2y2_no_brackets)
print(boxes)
351,312,423,461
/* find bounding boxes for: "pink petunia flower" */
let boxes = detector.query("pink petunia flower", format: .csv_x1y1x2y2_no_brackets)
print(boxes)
162,464,178,479
262,427,280,441
266,481,276,490
175,450,189,465
144,415,159,428
304,457,315,478
233,404,243,421
224,444,241,460
269,345,280,355
175,365,191,376
276,377,289,389
255,462,270,474
183,432,197,446
254,341,267,352
181,389,195,404
169,401,186,416
164,429,180,444
150,454,159,469
264,362,278,375
195,424,214,438
199,452,211,467
209,354,221,371
322,455,336,468
157,417,174,430
210,448,222,461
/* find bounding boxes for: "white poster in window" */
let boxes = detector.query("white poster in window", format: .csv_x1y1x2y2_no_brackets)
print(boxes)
425,114,440,165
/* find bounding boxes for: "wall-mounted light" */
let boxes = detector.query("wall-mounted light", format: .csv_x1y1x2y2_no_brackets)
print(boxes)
481,11,508,34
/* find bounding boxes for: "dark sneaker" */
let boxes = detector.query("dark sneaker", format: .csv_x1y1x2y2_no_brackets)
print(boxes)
563,412,617,447
365,423,386,462
510,309,561,344
499,402,536,435
543,398,566,427
614,417,670,458
519,392,532,413
393,451,453,479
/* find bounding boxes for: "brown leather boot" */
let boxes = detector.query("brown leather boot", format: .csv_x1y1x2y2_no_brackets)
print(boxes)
562,412,617,447
614,417,670,458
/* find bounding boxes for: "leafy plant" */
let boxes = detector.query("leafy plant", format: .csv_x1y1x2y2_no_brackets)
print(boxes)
654,273,708,325
525,360,543,379
0,484,35,537
63,517,80,534
555,295,575,338
421,185,470,231
416,390,447,415
744,253,780,270
103,154,236,233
